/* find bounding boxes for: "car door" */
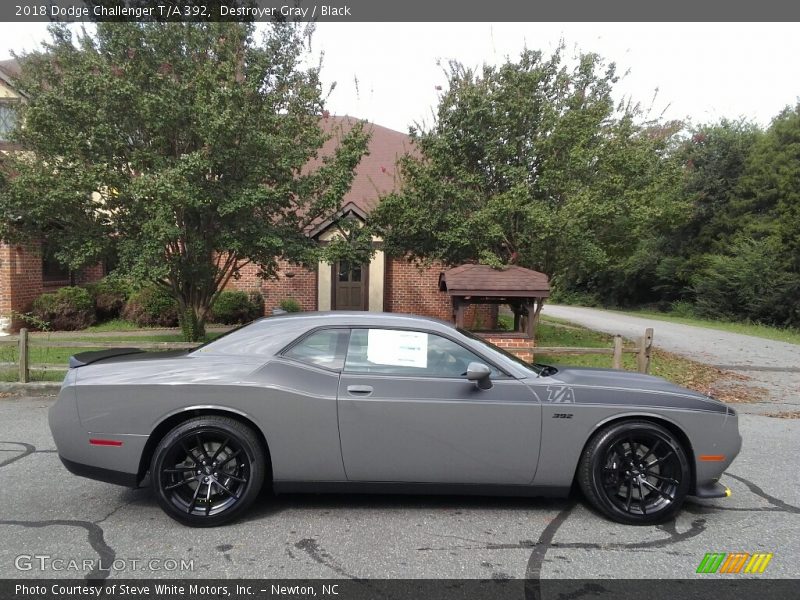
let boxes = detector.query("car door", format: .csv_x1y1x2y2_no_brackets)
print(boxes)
336,328,542,485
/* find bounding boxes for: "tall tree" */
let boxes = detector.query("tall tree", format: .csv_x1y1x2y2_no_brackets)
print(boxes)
654,119,761,300
0,22,369,339
373,47,685,304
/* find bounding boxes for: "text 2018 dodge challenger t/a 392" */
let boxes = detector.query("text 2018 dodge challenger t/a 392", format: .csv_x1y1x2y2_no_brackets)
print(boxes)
49,312,741,527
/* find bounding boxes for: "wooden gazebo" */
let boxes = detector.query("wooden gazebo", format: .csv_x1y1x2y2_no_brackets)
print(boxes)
439,264,550,339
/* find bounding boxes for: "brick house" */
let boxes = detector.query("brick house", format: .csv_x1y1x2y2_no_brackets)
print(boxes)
0,58,105,333
228,115,497,329
0,56,493,332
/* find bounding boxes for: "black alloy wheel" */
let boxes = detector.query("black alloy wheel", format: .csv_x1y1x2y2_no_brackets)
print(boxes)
151,416,266,527
578,420,691,525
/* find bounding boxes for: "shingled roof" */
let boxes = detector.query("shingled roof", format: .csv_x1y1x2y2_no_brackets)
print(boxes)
314,116,412,213
439,264,550,298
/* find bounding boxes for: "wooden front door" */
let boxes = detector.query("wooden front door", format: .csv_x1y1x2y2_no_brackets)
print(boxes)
333,261,367,310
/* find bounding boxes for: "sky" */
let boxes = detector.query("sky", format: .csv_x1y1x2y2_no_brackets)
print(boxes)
1,22,799,133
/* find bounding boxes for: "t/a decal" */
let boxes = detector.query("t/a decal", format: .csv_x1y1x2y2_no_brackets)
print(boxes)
546,385,576,403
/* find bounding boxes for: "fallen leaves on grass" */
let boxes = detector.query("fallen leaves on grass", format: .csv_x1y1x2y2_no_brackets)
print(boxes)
648,349,761,403
765,410,800,419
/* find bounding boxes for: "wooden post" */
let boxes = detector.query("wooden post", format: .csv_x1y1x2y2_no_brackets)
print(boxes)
454,299,466,329
525,303,535,339
18,328,29,383
612,335,623,369
512,303,522,332
637,328,654,373
530,299,544,342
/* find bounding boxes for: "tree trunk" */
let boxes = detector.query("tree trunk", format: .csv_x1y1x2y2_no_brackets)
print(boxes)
179,306,206,342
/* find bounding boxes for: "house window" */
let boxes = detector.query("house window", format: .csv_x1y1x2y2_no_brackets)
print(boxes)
0,103,17,142
42,244,71,283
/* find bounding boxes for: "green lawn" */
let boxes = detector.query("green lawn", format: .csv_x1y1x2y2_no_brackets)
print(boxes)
84,319,160,332
610,309,800,346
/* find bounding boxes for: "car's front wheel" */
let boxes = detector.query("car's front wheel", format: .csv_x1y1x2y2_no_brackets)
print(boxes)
578,420,691,525
151,416,266,527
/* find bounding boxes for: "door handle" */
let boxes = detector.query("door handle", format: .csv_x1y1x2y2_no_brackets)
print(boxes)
347,385,373,395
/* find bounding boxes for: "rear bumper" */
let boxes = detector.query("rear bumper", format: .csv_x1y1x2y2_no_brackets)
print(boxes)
691,480,731,499
59,455,139,488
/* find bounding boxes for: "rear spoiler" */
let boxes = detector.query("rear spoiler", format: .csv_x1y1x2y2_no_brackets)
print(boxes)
68,348,144,368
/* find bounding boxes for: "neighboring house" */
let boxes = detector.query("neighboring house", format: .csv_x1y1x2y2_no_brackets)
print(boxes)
0,58,104,333
229,116,496,328
0,56,492,332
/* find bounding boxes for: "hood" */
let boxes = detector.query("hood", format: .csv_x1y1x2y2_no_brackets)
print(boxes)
541,367,731,415
550,366,709,397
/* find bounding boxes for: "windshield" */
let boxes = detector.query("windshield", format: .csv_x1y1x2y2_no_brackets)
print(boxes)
457,328,556,377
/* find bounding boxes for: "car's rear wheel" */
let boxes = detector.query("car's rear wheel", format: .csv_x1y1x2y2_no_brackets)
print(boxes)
151,416,266,527
578,420,691,525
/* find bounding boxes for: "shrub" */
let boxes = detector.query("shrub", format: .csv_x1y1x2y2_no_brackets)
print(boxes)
31,286,96,331
248,291,265,320
122,286,179,327
669,300,697,318
211,291,264,325
691,237,800,327
279,298,301,313
548,287,601,307
85,278,133,321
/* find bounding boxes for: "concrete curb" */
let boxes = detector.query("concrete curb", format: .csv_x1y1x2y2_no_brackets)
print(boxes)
0,382,60,396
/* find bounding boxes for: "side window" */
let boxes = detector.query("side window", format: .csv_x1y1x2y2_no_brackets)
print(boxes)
345,329,499,377
284,329,350,370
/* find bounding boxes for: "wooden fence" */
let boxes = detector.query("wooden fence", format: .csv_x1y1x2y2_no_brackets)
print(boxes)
531,328,654,373
1,326,654,384
1,329,199,383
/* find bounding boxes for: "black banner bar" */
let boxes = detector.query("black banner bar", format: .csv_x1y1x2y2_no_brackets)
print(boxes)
2,579,800,600
3,0,800,23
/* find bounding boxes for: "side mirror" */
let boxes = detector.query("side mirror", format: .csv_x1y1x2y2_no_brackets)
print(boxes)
466,362,492,390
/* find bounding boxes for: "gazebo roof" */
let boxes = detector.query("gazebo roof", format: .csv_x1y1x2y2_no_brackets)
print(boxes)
439,264,550,298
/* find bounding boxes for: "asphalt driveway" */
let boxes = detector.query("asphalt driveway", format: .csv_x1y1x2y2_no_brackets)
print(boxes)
1,396,797,582
542,305,800,415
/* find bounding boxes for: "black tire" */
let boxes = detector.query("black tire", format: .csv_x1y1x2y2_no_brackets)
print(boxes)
578,420,691,525
151,416,266,527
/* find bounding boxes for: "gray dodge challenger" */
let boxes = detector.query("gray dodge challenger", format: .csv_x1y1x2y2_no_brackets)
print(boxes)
49,312,741,527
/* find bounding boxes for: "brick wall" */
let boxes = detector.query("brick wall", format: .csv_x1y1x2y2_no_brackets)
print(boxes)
0,242,44,330
479,333,534,363
384,257,451,319
232,260,317,313
1,241,107,331
384,257,497,328
228,254,499,328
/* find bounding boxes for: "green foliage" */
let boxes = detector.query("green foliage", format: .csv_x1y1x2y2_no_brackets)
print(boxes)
0,22,370,341
279,298,301,313
692,237,800,325
657,105,800,328
31,286,96,331
211,290,264,324
548,287,602,308
122,286,179,327
668,300,697,318
373,46,685,305
8,309,51,331
84,277,133,321
653,119,762,300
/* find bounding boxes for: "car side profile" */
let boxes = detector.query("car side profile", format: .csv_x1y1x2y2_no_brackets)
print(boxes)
49,312,741,527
